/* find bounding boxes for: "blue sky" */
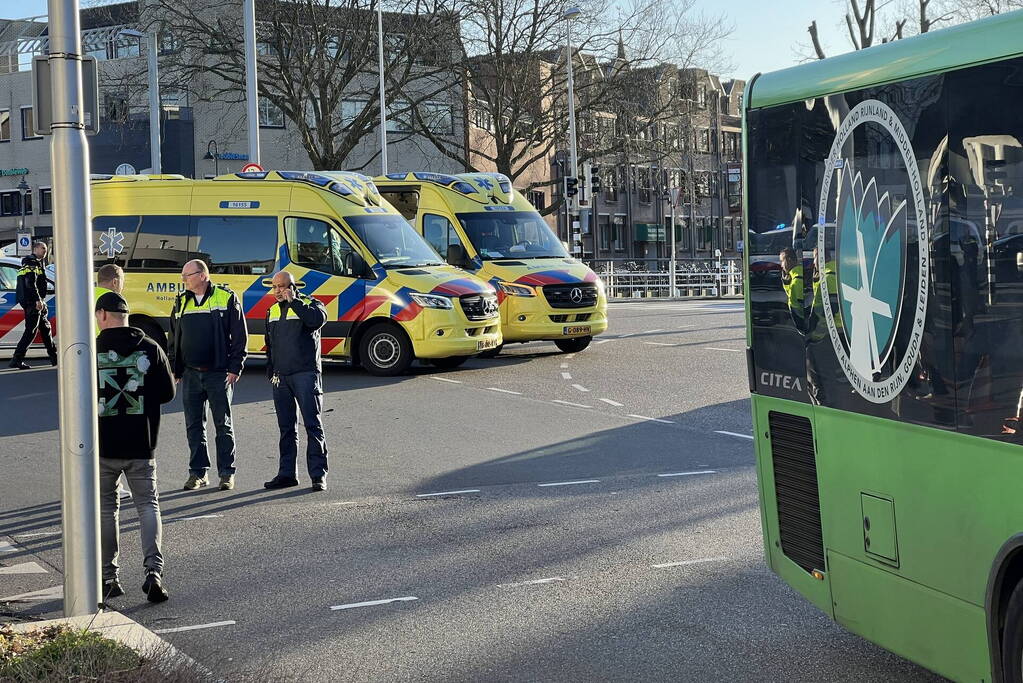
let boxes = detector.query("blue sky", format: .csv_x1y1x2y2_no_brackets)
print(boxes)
3,0,848,79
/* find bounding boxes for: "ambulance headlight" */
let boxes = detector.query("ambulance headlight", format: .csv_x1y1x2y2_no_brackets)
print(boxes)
497,281,536,297
409,292,454,309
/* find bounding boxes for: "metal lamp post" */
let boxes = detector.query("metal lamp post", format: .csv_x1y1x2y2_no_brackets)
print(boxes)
17,177,29,232
242,0,261,166
377,1,388,174
118,29,160,174
664,189,677,297
563,6,582,253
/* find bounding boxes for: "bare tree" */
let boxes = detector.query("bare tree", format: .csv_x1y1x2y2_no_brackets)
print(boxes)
145,0,464,171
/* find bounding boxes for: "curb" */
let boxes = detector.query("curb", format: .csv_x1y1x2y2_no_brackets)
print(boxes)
7,611,217,680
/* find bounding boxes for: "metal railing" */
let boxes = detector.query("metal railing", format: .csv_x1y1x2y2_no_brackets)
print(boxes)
584,257,743,299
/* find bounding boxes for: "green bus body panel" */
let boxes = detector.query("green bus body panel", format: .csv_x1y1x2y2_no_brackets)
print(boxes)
829,550,989,682
747,10,1023,110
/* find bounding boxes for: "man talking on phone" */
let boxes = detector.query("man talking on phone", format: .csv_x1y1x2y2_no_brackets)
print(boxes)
263,270,330,491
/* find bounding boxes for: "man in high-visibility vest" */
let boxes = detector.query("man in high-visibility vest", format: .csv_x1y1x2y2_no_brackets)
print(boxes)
169,260,247,492
9,241,57,370
95,263,124,301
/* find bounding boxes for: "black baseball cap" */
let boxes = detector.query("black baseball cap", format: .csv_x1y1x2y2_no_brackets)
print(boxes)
95,292,129,314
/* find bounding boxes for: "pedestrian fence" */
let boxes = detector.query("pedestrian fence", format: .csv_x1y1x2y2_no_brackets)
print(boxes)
584,258,744,299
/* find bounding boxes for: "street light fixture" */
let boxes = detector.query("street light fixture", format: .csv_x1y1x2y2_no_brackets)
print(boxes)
17,177,30,232
563,5,582,255
204,140,220,176
118,28,161,174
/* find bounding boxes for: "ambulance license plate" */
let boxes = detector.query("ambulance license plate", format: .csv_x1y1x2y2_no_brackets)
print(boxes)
477,338,498,351
563,325,591,335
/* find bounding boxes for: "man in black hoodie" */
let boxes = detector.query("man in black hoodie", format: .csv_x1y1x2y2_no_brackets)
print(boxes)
9,240,57,370
96,292,175,603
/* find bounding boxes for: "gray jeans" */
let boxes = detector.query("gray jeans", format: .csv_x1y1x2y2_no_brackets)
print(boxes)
100,458,164,581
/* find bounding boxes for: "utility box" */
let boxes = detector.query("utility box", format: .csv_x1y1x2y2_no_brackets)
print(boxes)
861,493,899,566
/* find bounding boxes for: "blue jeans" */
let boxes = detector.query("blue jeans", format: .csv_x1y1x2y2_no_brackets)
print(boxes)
182,368,237,477
273,371,328,479
100,458,163,581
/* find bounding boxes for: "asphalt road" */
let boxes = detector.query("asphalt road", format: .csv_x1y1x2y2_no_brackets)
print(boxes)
0,299,943,682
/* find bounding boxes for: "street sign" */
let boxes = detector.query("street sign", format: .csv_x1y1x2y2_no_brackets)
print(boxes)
115,163,137,176
16,232,32,256
241,163,264,173
32,55,100,136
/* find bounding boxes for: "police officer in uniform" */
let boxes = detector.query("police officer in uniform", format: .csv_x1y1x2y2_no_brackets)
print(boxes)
169,259,247,491
9,241,57,370
263,270,329,491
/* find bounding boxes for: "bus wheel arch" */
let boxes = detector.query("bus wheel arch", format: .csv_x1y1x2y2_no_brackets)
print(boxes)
987,535,1023,683
129,315,168,352
356,319,414,376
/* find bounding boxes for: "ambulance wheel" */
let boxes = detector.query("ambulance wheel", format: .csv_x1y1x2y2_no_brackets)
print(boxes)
428,355,469,369
359,323,413,376
1003,579,1023,683
554,336,591,353
133,317,167,352
477,344,503,359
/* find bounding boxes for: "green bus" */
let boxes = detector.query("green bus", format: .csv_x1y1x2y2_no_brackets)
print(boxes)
745,10,1023,682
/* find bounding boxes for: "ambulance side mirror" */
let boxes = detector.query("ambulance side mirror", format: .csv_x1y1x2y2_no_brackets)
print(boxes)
345,251,372,279
446,244,469,268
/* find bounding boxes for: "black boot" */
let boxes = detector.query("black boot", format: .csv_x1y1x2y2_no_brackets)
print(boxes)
8,357,29,370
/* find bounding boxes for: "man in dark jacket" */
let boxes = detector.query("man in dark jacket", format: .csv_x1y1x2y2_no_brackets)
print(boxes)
9,241,57,370
96,292,175,603
263,270,329,491
169,259,247,492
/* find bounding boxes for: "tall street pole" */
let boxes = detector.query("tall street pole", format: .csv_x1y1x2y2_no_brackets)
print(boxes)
243,0,261,166
377,3,388,174
564,7,581,253
147,32,161,174
47,0,101,617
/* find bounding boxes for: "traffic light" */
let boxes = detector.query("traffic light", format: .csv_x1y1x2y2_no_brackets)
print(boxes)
565,176,579,197
591,171,602,194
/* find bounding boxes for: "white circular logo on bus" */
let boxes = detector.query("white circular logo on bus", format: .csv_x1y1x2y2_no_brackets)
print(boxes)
817,99,929,404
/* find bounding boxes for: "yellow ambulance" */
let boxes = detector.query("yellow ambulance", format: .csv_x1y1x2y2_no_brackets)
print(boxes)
90,170,501,375
374,172,607,355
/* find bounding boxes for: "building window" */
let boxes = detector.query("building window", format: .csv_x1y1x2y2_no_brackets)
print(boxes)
386,101,412,133
419,102,453,135
113,34,141,59
0,190,31,217
526,190,546,211
104,94,129,123
39,188,52,215
158,31,181,55
161,89,188,109
699,129,711,153
341,99,366,129
259,96,285,128
21,107,40,140
0,109,9,142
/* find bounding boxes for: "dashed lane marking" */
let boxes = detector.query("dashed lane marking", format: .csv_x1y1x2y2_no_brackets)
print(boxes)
599,398,624,407
595,339,613,345
499,576,569,588
571,384,590,393
715,431,754,440
154,621,236,634
552,400,592,409
560,363,569,369
167,515,223,522
627,414,675,424
706,347,744,353
0,585,62,602
538,479,600,487
416,489,481,498
431,377,463,384
643,342,678,347
14,532,59,538
651,557,728,569
0,561,48,575
561,372,573,380
330,596,419,611
642,329,665,334
487,387,522,395
657,470,717,478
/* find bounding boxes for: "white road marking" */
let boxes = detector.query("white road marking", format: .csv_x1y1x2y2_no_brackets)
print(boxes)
168,514,224,522
706,347,744,353
643,342,677,347
561,372,573,380
0,585,62,602
154,621,236,634
487,387,522,395
500,576,568,588
538,479,600,487
651,557,728,569
14,532,59,538
657,470,717,478
565,354,576,359
627,414,675,424
330,596,419,611
416,489,481,498
643,329,664,334
595,339,613,345
617,333,635,338
560,363,569,369
715,431,754,440
0,541,18,553
599,398,624,407
333,501,358,506
431,377,462,384
552,400,591,409
0,561,48,575
571,384,590,393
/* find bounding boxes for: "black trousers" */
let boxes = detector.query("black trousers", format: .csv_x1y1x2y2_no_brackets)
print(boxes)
13,304,57,362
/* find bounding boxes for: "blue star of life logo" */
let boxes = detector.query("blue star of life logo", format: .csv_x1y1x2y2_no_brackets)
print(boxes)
99,227,125,258
475,176,494,191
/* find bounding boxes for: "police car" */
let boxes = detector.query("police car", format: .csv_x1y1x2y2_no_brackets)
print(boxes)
0,255,56,354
